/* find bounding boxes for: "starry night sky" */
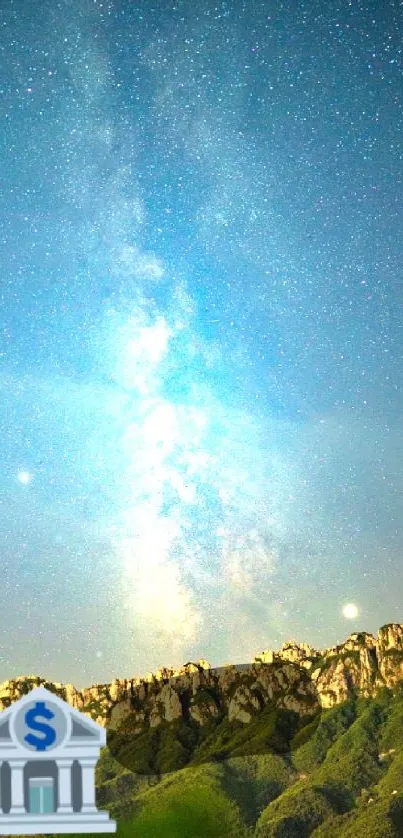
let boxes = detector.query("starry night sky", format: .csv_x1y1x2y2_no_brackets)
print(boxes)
1,0,402,690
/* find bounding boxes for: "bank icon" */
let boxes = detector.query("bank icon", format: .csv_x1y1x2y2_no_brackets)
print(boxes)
0,685,116,833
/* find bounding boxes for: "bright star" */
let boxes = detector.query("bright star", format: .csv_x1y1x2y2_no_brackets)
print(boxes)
342,603,359,619
17,471,33,485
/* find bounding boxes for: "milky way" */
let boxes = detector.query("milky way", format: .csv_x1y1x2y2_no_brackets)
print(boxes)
0,0,402,688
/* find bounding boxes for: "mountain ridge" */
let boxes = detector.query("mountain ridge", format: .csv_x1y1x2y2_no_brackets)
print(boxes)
1,622,402,733
3,623,403,836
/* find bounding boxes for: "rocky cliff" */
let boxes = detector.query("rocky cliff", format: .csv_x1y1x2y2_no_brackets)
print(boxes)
2,624,403,734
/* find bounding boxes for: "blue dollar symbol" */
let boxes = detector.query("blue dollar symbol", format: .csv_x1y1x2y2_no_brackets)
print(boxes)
24,701,56,751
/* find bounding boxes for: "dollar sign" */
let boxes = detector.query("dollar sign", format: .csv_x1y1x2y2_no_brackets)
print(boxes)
24,701,56,751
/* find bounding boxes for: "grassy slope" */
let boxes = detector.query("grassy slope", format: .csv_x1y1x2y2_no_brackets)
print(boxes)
24,683,403,838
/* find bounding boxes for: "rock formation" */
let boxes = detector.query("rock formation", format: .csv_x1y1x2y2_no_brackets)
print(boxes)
1,625,403,732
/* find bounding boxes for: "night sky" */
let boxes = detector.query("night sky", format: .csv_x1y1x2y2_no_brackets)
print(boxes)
1,0,402,690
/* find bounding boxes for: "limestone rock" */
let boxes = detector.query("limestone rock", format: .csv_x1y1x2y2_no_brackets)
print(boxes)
253,640,320,668
228,685,261,723
3,623,403,747
189,691,220,725
344,632,377,651
278,640,318,664
377,624,403,654
377,624,403,687
109,679,130,703
108,698,133,732
197,659,211,670
149,684,182,728
215,664,241,693
253,649,275,665
160,684,182,723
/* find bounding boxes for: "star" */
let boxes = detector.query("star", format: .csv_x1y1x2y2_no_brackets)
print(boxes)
342,603,359,620
17,471,33,485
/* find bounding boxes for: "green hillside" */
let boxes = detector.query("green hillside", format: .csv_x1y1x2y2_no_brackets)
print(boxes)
12,688,403,838
39,682,403,838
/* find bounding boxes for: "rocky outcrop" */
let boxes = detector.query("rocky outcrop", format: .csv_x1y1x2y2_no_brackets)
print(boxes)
377,624,403,654
149,684,183,727
108,698,133,732
310,632,382,708
376,624,403,688
3,625,403,738
253,640,319,669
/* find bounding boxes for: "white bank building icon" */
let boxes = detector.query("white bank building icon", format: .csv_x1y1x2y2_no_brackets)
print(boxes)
0,685,116,833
